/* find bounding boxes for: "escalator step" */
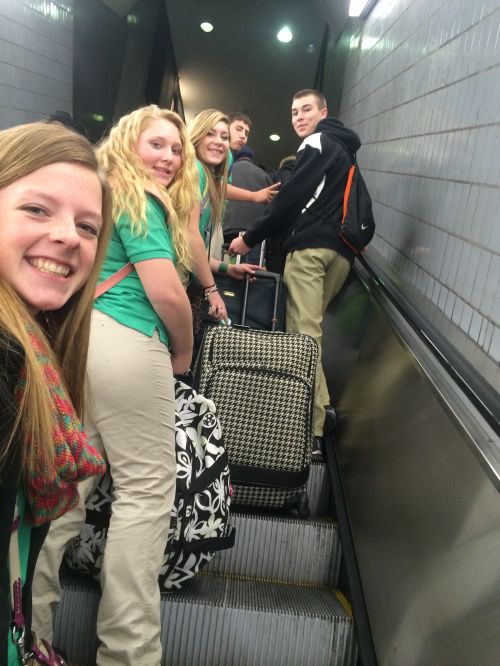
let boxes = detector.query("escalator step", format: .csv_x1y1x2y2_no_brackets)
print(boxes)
55,575,357,666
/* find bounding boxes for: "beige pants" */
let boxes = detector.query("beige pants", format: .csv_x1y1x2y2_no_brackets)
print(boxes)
284,247,350,436
32,310,176,666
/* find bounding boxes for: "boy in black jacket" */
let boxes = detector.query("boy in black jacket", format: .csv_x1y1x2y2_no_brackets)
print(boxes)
229,89,361,457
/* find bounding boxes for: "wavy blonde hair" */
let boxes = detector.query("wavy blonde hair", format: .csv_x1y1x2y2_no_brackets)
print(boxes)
187,109,230,230
0,122,112,475
96,105,198,270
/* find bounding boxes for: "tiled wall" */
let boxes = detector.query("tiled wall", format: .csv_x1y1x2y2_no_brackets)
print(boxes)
339,0,500,364
0,0,73,129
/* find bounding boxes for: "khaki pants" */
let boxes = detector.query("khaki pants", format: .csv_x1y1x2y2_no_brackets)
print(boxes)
284,248,350,436
32,310,176,666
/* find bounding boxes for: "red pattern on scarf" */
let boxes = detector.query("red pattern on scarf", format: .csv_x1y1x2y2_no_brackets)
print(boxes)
16,329,106,526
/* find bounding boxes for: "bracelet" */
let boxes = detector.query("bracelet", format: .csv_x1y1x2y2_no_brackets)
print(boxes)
203,283,216,294
219,262,229,274
204,287,218,300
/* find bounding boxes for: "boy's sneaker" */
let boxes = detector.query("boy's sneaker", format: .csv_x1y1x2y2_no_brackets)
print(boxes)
311,436,324,462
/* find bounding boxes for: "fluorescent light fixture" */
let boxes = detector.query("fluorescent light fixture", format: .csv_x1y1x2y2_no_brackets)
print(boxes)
269,134,280,142
349,0,371,16
277,26,292,43
200,22,214,32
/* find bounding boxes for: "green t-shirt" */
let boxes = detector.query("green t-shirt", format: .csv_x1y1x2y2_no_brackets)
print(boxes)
196,154,233,249
197,160,212,247
94,195,176,346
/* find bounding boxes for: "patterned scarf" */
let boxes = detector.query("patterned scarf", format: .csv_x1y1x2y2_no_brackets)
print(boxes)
15,327,106,527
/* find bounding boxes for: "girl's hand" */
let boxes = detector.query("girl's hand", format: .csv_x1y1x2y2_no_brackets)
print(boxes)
228,263,263,281
207,290,228,322
253,182,280,204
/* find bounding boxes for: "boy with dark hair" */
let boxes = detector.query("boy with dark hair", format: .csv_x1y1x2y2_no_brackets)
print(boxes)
230,89,361,459
228,112,252,153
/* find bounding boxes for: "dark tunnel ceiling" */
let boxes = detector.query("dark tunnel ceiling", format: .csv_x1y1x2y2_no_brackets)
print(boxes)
165,0,350,168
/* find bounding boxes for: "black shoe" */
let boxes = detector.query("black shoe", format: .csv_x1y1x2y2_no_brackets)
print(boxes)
324,405,337,435
311,436,324,462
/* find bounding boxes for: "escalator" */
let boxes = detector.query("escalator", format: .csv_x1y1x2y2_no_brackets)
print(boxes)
54,251,500,665
324,251,500,666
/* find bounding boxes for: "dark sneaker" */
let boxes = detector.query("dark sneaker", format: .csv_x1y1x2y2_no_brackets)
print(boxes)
311,436,324,462
324,405,337,434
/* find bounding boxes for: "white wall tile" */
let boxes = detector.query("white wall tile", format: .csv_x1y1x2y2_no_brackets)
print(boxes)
340,0,500,363
469,311,483,342
0,1,73,129
489,326,500,363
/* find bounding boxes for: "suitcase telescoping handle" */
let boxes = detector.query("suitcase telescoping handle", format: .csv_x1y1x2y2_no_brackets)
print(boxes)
240,269,281,331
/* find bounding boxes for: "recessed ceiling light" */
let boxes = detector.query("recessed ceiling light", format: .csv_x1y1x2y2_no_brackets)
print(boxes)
306,43,316,53
200,22,214,32
349,0,371,17
277,26,292,43
270,134,280,142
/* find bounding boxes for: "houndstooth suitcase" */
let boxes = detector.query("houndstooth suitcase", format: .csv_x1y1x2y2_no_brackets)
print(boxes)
195,325,317,515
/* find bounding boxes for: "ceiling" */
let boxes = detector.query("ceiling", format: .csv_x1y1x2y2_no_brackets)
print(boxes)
166,0,350,168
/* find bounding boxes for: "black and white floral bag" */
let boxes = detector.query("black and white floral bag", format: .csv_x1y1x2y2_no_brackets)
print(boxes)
64,379,235,591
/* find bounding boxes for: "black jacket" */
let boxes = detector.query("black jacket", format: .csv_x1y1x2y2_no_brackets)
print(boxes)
0,333,48,664
243,117,361,262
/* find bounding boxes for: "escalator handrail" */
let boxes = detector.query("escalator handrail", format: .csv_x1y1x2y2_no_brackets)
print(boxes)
355,253,500,438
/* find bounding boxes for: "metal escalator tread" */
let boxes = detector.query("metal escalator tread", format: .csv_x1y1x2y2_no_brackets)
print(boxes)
166,573,351,618
206,512,339,586
56,575,357,666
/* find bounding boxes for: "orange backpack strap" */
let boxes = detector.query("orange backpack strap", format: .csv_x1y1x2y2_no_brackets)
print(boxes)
342,164,356,223
94,263,133,299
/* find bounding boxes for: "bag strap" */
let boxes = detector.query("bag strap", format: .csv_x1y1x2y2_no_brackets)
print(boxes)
10,501,65,664
342,164,356,225
9,498,29,662
94,263,133,299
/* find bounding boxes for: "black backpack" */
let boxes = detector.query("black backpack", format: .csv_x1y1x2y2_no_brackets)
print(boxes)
338,160,375,253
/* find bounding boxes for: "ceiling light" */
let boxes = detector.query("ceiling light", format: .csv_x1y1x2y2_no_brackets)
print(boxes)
270,134,280,142
306,43,316,53
349,0,371,16
277,26,292,43
91,114,104,122
200,22,214,33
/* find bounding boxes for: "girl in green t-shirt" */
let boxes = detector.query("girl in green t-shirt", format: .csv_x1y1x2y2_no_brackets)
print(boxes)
186,109,279,323
30,106,197,666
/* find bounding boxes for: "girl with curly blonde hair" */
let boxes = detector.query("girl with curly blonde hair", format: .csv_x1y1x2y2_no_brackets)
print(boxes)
32,105,195,665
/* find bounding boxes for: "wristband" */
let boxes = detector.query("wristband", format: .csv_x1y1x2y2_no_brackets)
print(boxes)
219,262,228,274
203,283,216,293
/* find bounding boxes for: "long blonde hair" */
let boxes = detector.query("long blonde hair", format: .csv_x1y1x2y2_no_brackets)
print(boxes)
187,109,230,230
96,105,198,270
0,122,112,474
